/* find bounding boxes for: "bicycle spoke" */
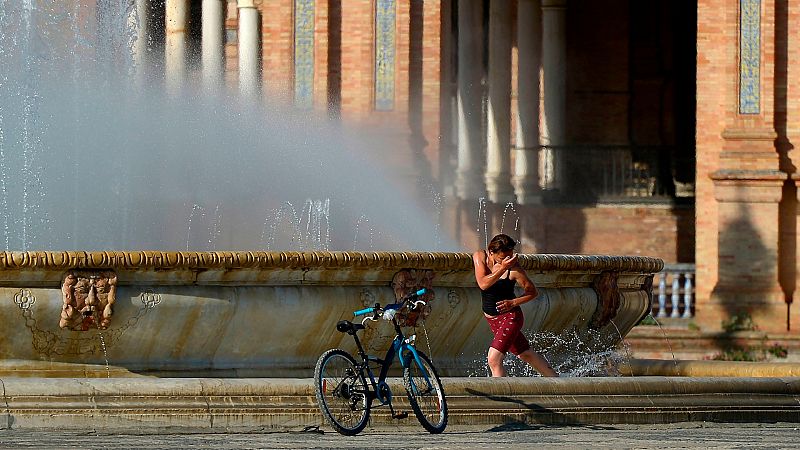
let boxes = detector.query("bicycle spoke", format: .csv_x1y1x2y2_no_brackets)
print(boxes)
404,351,448,433
315,349,371,435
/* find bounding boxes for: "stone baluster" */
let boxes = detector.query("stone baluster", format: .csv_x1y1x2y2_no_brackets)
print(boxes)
682,272,694,318
670,274,681,318
657,272,667,318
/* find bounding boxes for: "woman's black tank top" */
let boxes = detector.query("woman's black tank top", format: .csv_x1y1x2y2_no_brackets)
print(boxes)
481,269,516,316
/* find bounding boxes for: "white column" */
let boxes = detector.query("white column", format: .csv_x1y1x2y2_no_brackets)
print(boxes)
513,0,542,204
485,0,514,204
165,0,189,95
455,0,485,200
540,0,567,190
202,0,226,89
132,0,151,85
238,0,261,96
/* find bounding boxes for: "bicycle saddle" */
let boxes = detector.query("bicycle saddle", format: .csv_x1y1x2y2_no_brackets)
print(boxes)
336,320,365,334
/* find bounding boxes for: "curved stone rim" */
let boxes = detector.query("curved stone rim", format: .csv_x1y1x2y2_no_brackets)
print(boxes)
0,251,664,273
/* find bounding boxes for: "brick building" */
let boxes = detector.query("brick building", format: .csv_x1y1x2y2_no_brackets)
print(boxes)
133,0,797,332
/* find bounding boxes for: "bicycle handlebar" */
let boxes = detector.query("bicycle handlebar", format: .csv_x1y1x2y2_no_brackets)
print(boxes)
353,306,375,317
352,288,428,317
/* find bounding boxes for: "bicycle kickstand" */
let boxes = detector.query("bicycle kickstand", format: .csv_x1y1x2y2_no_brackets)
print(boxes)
388,400,408,420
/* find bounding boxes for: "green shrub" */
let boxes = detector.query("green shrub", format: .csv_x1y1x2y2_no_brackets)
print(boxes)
637,315,659,326
708,341,788,361
767,343,789,359
721,311,757,332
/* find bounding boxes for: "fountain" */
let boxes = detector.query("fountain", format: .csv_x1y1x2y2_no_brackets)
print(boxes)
0,0,796,431
0,250,658,378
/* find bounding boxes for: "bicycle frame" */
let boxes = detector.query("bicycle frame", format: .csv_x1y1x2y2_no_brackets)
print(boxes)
349,316,433,406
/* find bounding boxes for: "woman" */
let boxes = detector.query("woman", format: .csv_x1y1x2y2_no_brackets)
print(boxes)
473,234,558,377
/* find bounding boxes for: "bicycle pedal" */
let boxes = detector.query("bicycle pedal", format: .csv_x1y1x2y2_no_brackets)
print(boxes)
392,412,409,419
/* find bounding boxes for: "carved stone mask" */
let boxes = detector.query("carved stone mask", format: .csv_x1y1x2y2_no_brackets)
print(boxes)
60,270,117,331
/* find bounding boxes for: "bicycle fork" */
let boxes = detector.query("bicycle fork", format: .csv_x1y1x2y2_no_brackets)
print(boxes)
353,331,408,420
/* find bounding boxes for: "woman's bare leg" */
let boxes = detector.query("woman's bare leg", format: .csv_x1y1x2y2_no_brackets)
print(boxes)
487,347,507,377
517,349,558,377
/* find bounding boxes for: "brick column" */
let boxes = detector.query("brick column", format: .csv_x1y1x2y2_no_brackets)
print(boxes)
701,0,790,332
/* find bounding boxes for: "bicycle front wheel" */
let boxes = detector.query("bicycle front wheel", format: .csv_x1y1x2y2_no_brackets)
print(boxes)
403,350,448,433
314,348,371,436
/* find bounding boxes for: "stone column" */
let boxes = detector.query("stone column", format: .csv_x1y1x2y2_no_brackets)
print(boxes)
455,0,485,200
513,0,542,204
202,0,225,89
540,0,567,190
438,0,458,197
237,0,261,96
132,0,151,85
165,0,189,95
485,0,514,204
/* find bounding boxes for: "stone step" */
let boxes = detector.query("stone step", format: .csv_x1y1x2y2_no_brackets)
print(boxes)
1,375,799,430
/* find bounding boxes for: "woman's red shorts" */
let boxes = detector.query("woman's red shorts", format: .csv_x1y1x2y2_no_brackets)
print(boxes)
485,307,530,356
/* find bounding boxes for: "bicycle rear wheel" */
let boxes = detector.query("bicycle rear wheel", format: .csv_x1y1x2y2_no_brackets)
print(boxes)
314,348,371,436
403,350,448,433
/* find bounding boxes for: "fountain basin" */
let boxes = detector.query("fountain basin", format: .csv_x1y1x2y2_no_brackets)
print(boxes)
0,251,661,377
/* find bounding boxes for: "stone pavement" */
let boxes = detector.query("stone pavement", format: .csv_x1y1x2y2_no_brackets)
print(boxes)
0,423,798,449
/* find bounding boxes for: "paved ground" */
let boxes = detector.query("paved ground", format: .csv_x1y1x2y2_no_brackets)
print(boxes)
0,423,798,449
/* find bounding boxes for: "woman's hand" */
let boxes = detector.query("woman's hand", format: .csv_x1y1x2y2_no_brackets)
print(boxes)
495,299,517,314
498,254,518,271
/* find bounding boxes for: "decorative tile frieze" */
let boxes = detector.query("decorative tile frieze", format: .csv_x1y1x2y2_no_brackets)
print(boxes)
294,0,315,109
739,0,760,114
374,0,396,111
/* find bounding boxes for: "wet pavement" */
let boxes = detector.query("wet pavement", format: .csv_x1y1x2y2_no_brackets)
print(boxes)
0,422,797,449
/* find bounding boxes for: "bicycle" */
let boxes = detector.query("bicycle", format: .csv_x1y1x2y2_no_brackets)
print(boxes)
314,288,448,435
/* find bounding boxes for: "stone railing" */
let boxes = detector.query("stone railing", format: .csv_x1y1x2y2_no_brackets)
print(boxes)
538,145,695,202
653,263,695,318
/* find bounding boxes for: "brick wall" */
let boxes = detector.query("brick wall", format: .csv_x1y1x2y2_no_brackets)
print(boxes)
443,200,694,262
566,0,629,144
694,0,800,333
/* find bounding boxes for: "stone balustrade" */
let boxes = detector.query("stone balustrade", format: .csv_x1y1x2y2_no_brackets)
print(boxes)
653,263,695,319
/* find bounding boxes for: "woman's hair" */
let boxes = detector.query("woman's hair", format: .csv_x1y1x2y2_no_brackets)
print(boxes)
487,234,516,253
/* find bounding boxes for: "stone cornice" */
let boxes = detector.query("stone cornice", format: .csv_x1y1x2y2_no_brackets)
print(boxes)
0,251,663,274
710,169,786,181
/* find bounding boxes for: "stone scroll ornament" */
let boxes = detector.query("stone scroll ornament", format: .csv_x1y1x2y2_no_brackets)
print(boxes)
59,270,117,331
390,269,435,327
588,271,620,330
